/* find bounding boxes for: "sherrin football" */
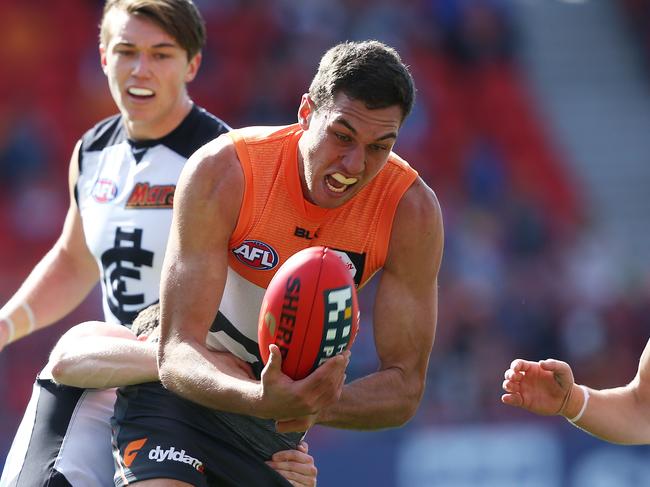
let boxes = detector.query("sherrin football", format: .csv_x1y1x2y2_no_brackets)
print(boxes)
258,246,359,380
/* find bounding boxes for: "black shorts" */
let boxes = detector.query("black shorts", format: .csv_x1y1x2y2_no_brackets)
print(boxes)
1,378,117,487
111,382,302,487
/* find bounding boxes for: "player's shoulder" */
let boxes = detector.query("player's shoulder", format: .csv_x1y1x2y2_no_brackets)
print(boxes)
228,124,299,145
80,113,125,153
182,130,241,183
186,124,294,184
175,132,244,218
395,177,443,237
384,177,443,276
159,105,231,159
183,105,231,142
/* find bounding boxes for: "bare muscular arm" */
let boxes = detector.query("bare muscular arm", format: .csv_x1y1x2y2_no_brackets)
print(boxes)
314,178,443,430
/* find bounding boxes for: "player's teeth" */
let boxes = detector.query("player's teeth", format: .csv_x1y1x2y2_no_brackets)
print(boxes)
326,178,347,193
331,173,357,185
128,87,154,96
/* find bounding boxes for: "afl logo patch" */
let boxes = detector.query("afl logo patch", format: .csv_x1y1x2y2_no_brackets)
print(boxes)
92,178,118,203
232,240,279,270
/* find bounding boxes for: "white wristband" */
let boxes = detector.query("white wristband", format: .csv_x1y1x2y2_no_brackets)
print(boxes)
568,384,590,423
22,302,36,333
2,316,16,343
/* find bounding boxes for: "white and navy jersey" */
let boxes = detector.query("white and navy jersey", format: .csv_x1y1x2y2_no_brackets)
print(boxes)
0,106,230,487
76,105,230,325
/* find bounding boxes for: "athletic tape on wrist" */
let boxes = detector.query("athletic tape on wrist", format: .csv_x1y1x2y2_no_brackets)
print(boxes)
22,302,36,333
2,316,16,343
568,384,590,423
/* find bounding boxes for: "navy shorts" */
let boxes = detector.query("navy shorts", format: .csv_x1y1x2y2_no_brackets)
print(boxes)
1,378,117,487
111,382,301,487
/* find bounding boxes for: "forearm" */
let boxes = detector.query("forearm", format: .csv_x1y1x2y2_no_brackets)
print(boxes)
2,244,98,342
317,367,421,430
159,339,263,416
50,337,158,388
564,382,650,444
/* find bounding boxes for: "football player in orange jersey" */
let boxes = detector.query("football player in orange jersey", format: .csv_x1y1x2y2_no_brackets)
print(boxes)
112,40,444,486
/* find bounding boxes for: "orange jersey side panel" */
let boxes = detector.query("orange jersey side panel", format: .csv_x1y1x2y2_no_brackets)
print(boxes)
227,124,418,290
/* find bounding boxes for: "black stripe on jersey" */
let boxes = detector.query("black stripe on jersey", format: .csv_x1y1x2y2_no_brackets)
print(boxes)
14,380,84,487
210,312,264,378
81,114,125,155
156,105,230,159
76,114,124,206
125,105,230,161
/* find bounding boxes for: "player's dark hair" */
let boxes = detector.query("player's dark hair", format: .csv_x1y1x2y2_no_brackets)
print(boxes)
131,303,160,338
308,40,416,122
100,0,206,60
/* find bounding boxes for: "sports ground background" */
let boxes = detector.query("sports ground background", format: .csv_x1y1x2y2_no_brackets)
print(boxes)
2,1,650,485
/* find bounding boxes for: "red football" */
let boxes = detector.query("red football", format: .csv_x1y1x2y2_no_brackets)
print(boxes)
258,246,359,380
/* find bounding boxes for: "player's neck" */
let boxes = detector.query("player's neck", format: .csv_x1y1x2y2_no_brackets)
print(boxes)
124,98,194,141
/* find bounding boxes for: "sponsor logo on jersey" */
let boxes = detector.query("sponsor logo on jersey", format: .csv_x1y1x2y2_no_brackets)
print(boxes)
125,182,175,209
123,438,148,467
330,249,366,288
276,276,300,359
294,226,318,240
148,445,205,473
232,240,279,270
92,178,118,203
316,286,354,366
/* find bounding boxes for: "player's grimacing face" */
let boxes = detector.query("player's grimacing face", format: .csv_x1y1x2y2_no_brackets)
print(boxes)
100,9,200,138
297,92,402,209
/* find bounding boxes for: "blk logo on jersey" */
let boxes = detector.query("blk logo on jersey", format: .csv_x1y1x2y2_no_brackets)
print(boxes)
126,182,175,209
232,240,279,270
294,226,318,240
101,227,154,324
316,286,354,366
123,438,148,467
92,178,118,203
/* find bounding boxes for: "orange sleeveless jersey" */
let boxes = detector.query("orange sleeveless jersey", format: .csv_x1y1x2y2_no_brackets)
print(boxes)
227,124,418,289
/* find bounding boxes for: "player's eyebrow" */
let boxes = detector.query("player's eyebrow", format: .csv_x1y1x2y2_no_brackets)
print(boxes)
335,118,397,141
114,41,179,49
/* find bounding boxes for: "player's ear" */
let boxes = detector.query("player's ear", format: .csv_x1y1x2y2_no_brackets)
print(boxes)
99,45,108,75
185,52,202,83
297,94,313,129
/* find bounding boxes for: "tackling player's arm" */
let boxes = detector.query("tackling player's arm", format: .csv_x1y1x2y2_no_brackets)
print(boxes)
502,338,650,444
46,321,158,388
0,141,99,351
311,179,443,430
157,136,348,421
